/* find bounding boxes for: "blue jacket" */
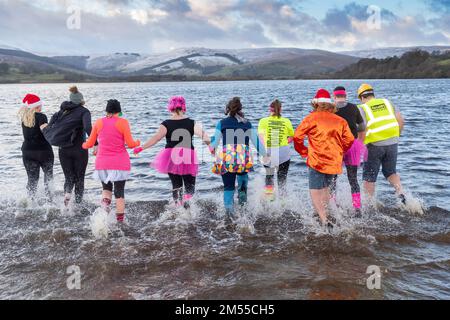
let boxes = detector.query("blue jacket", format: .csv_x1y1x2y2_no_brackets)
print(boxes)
211,116,266,156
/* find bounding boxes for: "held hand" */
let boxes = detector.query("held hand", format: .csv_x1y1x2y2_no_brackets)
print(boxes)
133,147,144,155
262,156,271,165
40,123,48,131
288,137,294,144
208,145,215,155
93,145,98,156
300,148,308,158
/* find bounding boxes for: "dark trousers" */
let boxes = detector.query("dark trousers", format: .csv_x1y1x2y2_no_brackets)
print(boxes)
264,160,290,192
59,146,88,203
168,174,196,202
22,149,54,199
330,165,360,195
222,172,248,192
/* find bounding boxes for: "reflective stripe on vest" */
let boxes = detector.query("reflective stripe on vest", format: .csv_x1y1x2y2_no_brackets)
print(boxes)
360,99,400,144
362,99,396,127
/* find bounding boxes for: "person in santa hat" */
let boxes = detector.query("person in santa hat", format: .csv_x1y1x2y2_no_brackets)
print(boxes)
18,94,54,201
293,89,354,229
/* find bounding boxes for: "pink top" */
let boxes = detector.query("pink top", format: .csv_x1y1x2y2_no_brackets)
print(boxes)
82,116,140,171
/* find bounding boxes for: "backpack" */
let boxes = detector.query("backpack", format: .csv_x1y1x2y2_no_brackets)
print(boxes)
43,107,83,148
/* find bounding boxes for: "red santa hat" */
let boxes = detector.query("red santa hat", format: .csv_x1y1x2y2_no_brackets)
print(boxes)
22,94,42,109
312,89,333,104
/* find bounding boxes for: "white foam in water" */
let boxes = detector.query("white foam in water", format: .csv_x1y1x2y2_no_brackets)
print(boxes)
403,193,425,215
157,198,203,226
90,207,115,239
234,208,256,235
60,201,75,217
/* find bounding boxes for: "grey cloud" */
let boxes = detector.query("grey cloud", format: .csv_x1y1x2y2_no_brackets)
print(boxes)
0,0,449,55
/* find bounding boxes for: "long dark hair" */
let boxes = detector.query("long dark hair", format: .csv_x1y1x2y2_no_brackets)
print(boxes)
225,97,244,118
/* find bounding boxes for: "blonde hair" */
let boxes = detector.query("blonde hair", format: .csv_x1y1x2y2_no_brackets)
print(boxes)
69,86,79,94
18,107,37,128
312,102,337,113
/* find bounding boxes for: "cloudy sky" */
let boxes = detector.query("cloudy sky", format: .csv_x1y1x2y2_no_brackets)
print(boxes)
0,0,449,55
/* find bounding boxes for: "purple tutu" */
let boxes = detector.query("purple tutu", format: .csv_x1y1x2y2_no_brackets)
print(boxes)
151,147,199,176
343,139,366,167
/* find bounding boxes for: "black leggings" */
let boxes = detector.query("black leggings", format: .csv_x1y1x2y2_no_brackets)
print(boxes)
59,146,88,203
22,150,54,199
168,174,196,202
330,165,360,195
265,160,290,191
101,180,126,199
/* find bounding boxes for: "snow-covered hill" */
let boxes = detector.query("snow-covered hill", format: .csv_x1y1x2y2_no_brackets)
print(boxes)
86,52,143,73
0,42,22,51
98,47,356,76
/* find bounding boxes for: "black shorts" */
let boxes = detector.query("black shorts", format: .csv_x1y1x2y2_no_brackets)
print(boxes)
101,180,126,199
363,144,398,182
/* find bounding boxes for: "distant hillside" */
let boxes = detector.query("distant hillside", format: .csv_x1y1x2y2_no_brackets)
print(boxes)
50,47,359,77
0,48,100,83
334,50,450,79
211,51,357,79
1,44,450,83
0,47,359,82
341,46,450,59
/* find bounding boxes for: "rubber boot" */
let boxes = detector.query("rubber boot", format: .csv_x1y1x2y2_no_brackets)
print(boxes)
224,190,235,218
183,194,193,209
352,193,362,217
237,175,248,206
264,185,275,201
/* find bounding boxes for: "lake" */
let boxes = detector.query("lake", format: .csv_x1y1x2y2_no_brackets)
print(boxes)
0,79,449,299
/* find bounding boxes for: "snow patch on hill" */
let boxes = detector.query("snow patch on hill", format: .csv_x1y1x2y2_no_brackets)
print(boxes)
86,53,142,71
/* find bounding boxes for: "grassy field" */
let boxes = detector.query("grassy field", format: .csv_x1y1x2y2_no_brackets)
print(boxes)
0,73,67,83
437,59,450,66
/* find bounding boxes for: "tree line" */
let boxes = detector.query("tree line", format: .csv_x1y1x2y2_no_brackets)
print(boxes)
333,50,450,79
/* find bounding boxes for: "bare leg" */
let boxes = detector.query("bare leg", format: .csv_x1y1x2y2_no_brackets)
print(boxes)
102,190,112,201
310,188,329,224
363,181,376,198
387,174,404,195
116,198,125,214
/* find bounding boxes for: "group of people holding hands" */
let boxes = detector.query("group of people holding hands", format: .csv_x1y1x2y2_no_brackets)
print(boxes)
18,83,406,228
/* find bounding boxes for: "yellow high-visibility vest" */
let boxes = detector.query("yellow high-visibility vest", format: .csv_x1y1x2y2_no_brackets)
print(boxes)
359,98,400,144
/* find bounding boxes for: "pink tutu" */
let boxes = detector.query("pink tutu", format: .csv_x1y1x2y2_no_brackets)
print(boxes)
151,147,199,176
343,139,366,167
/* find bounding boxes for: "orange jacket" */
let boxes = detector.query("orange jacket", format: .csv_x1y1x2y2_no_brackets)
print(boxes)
294,111,354,175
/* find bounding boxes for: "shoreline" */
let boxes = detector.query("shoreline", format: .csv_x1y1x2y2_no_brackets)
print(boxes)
1,77,449,85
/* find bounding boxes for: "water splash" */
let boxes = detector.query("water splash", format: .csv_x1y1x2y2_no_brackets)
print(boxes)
89,207,116,239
